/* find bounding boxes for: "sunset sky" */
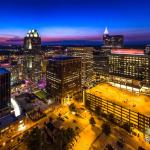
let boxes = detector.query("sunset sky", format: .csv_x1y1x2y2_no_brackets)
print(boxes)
0,0,150,45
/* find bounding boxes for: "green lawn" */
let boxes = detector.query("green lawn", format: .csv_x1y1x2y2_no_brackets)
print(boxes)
34,90,47,100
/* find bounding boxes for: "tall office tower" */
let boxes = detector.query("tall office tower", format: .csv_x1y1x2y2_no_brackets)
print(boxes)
145,45,150,55
93,48,109,83
94,28,124,83
46,56,81,104
24,29,41,54
0,68,11,118
0,49,23,85
23,55,43,83
103,27,124,48
103,27,110,46
23,30,43,83
65,47,94,88
108,49,150,94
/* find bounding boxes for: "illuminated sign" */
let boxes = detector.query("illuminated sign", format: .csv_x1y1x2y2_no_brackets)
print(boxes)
111,49,144,55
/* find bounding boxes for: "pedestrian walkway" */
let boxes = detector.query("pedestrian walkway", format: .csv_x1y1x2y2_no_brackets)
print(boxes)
73,124,101,150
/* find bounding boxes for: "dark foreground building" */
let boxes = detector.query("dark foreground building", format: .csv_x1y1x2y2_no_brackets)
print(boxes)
0,68,10,118
46,56,81,104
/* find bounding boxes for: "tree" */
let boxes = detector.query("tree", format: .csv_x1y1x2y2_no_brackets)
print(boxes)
108,113,115,123
49,117,53,122
69,103,76,112
89,117,96,126
58,113,62,118
85,100,91,109
102,122,111,136
95,106,101,115
54,127,76,150
122,122,132,133
25,127,44,150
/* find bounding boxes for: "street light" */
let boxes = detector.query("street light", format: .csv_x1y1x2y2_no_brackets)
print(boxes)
2,142,6,147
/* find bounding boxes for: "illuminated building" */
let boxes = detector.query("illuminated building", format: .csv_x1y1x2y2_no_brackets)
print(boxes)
94,28,124,83
23,30,43,83
108,49,150,93
65,47,94,88
23,55,42,83
24,29,41,54
46,56,81,104
0,61,22,86
0,50,24,85
85,92,150,133
0,68,10,118
103,27,124,48
145,45,150,55
93,47,109,83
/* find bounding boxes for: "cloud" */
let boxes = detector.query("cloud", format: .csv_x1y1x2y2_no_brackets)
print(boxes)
0,34,23,45
40,27,102,37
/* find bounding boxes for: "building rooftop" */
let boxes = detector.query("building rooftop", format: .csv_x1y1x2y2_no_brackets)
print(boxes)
111,49,144,55
49,55,76,61
26,29,40,38
0,67,10,74
0,114,24,129
87,83,150,116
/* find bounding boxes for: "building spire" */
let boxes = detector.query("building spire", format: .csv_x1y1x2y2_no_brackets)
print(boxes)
104,27,109,35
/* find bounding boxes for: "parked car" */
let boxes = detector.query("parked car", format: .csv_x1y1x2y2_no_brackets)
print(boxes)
116,138,124,148
138,146,145,150
104,144,114,150
73,119,76,123
64,116,69,119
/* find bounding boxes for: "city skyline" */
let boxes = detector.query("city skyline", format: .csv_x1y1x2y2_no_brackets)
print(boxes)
0,0,150,45
0,1,150,148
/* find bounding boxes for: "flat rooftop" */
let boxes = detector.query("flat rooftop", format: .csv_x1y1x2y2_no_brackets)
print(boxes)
86,83,150,116
49,55,76,61
0,114,24,129
111,49,144,55
0,67,10,74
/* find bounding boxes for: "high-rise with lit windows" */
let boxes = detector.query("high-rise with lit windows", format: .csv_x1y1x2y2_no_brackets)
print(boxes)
23,30,43,83
103,27,124,48
65,47,94,88
108,49,150,93
46,56,81,104
24,29,41,54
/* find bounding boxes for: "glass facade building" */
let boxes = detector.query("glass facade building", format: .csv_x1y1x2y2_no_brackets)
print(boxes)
23,30,43,83
46,56,81,104
108,50,150,93
24,29,41,54
65,47,94,88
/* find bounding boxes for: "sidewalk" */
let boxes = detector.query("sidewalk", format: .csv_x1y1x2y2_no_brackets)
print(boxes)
73,124,101,150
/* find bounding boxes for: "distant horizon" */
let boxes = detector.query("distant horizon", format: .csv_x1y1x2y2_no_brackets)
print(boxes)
0,29,149,46
0,39,149,48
